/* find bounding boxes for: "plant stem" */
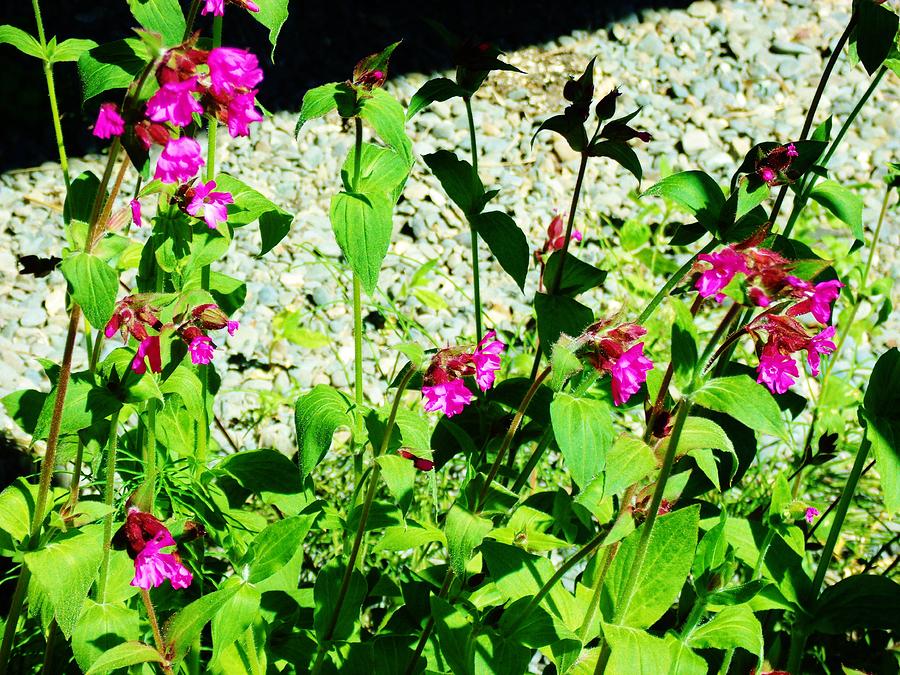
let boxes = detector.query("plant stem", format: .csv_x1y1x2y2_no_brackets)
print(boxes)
786,429,870,674
183,0,202,40
0,566,31,674
579,541,619,643
476,366,551,512
310,367,416,674
637,240,716,326
594,400,692,673
145,399,158,512
352,117,365,485
464,96,484,344
31,0,69,189
96,409,122,604
140,589,174,675
769,14,856,226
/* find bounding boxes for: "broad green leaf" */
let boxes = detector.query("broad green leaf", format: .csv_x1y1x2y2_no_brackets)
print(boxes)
856,0,899,74
342,142,410,200
375,521,445,552
294,82,358,135
214,174,293,256
705,579,769,606
670,297,698,389
534,293,593,354
643,170,725,235
314,561,367,641
589,140,642,184
358,88,413,165
719,178,769,238
61,252,118,329
471,211,530,291
211,579,262,666
47,38,97,63
533,113,588,152
33,371,121,440
550,392,614,488
72,600,139,672
445,505,493,577
602,506,700,628
215,449,305,515
85,641,164,674
242,515,315,583
692,375,788,441
78,38,151,102
423,150,484,216
249,0,290,59
542,251,608,297
2,389,46,436
294,385,355,479
431,595,475,675
160,364,204,418
862,348,900,512
604,434,657,498
601,623,706,675
0,25,43,59
0,478,44,543
376,454,416,514
25,525,105,637
330,190,394,294
664,416,737,489
809,180,864,244
811,574,900,634
167,585,241,663
127,0,186,45
686,604,762,657
407,77,467,119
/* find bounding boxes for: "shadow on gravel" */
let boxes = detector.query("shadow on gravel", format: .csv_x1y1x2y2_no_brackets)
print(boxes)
0,0,691,172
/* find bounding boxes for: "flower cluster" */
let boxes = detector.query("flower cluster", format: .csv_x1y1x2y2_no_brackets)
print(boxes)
421,331,506,417
581,319,655,406
750,316,836,394
534,211,582,289
755,142,799,186
121,508,192,590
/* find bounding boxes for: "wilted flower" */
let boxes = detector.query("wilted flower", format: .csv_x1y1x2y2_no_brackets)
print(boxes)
806,325,836,377
105,295,161,344
133,120,172,150
93,103,125,139
581,319,654,406
122,508,192,590
224,89,264,137
755,143,800,187
185,180,234,229
154,137,205,184
398,449,435,471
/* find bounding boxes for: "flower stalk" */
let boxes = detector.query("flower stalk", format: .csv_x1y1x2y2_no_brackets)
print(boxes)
464,96,484,344
31,0,69,188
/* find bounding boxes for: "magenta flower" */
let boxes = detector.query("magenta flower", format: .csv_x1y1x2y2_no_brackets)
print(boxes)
186,180,234,229
422,379,473,417
756,346,798,394
804,506,820,524
748,287,771,307
227,320,240,336
225,90,264,137
806,325,836,377
154,137,205,184
188,335,215,364
146,78,203,127
610,342,654,406
472,330,506,391
130,199,142,227
207,47,263,97
123,509,193,591
132,335,162,374
786,143,799,158
758,167,777,185
786,277,843,324
695,246,750,303
93,103,125,139
201,0,225,15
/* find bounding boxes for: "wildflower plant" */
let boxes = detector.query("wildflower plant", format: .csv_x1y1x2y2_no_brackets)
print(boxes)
0,1,899,674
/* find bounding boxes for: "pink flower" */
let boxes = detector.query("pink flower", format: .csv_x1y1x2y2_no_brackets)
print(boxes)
756,346,798,394
472,330,505,391
610,342,654,406
146,77,203,127
227,320,239,336
132,335,162,374
154,137,205,184
207,48,263,97
759,167,776,185
186,180,233,229
748,287,771,307
786,277,843,325
188,335,215,364
806,325,836,377
695,246,750,303
225,90,264,137
201,0,224,15
804,507,819,524
786,143,799,158
93,103,125,139
422,379,473,417
124,509,193,591
130,199,142,227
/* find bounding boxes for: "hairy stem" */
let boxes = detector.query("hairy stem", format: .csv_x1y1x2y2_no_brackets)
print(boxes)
31,0,69,188
96,409,122,603
464,96,484,344
352,117,366,485
140,589,174,675
145,400,158,512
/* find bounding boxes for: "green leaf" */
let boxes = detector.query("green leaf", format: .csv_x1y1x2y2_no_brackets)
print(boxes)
671,297,699,389
856,0,899,75
601,623,706,675
445,505,493,577
294,82,358,135
811,574,900,634
166,585,240,664
705,579,768,606
33,371,121,440
0,25,43,59
249,0,290,59
430,595,475,675
342,142,410,200
47,38,97,63
314,561,367,641
242,515,315,584
471,211,530,291
25,525,105,637
602,506,700,628
375,521,445,552
809,180,864,244
85,641,164,674
294,385,355,479
604,434,657,498
358,88,413,165
127,0,186,45
550,392,614,488
64,172,101,226
376,455,416,514
211,579,262,666
61,252,118,329
861,348,900,512
423,150,484,216
407,77,467,119
666,416,737,489
330,190,394,294
693,375,788,442
2,389,46,436
686,604,762,657
159,365,203,418
78,38,151,102
542,251,607,297
214,174,293,256
0,478,46,544
534,293,593,354
498,598,569,649
532,113,588,152
72,600,139,672
215,449,305,515
588,140,642,184
643,170,725,235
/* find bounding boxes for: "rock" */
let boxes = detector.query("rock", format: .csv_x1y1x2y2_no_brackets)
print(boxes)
682,128,712,154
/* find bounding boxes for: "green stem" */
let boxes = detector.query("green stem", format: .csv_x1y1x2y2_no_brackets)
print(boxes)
145,400,158,512
183,0,202,40
31,0,69,188
0,566,31,674
96,409,122,603
464,96,483,344
578,540,619,643
787,430,870,673
310,367,417,674
352,117,365,485
637,240,716,326
140,589,174,675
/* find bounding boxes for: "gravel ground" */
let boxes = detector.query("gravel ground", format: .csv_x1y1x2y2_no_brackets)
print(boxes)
1,0,898,456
